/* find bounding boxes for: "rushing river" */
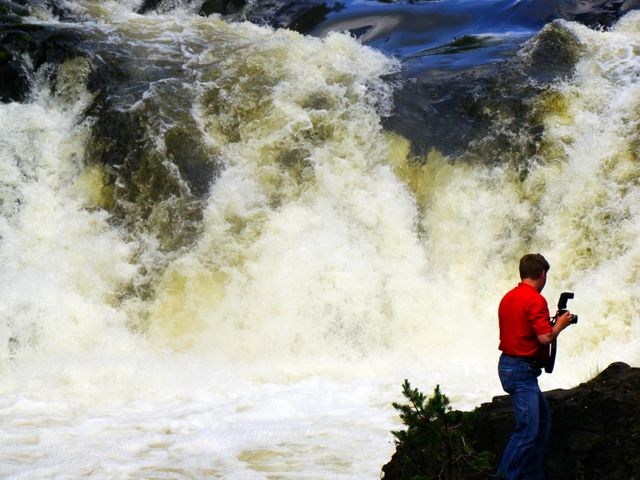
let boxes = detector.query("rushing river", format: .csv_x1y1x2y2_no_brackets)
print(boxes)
1,0,640,478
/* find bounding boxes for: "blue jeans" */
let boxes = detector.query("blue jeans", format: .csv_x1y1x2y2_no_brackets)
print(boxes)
497,353,551,480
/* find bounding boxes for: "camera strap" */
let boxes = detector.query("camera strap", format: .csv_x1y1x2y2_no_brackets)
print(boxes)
544,314,558,373
545,338,557,373
546,292,577,374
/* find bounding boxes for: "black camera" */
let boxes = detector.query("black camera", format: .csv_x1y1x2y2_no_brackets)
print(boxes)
557,292,578,325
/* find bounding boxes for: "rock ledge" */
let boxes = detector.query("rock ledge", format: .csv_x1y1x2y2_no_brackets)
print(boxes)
383,362,640,480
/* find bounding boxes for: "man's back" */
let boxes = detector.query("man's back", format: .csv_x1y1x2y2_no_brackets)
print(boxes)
498,282,551,359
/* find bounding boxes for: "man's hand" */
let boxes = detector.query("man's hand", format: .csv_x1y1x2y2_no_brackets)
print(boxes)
537,311,574,346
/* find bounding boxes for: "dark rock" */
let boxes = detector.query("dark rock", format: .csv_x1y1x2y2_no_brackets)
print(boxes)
135,0,245,17
0,29,35,102
199,0,228,15
0,0,28,17
136,0,164,14
8,0,69,19
0,18,85,102
198,0,239,16
0,13,22,23
0,43,27,102
382,362,640,480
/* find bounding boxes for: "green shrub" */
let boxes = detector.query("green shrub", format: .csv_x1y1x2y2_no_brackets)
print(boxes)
391,380,494,480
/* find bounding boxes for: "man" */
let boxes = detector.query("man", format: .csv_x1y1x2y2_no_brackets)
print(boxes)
497,253,574,480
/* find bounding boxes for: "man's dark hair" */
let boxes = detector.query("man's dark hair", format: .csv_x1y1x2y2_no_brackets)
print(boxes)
519,253,550,280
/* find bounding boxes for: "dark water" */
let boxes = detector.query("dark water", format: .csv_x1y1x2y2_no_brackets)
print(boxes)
2,0,638,159
225,0,638,156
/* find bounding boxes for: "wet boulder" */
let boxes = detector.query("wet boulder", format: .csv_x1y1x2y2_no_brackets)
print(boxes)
0,0,29,17
135,0,246,16
0,4,84,103
199,0,247,16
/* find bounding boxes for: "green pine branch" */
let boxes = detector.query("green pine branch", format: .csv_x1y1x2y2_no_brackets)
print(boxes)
390,380,495,480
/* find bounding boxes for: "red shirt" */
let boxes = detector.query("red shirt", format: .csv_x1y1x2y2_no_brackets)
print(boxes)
498,282,552,359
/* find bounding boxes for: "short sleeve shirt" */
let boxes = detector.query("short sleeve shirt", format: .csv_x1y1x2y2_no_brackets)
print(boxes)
498,282,552,359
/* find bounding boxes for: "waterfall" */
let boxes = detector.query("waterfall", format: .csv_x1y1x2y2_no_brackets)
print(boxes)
1,1,639,478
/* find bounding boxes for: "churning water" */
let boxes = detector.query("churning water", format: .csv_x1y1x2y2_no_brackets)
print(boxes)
1,1,640,478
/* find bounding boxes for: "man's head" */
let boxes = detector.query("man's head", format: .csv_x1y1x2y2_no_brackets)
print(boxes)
519,254,550,291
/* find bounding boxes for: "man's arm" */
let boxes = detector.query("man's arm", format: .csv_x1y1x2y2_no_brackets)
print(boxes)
537,311,574,346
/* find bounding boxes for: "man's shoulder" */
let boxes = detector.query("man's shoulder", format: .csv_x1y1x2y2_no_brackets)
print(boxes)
501,283,546,305
504,283,536,297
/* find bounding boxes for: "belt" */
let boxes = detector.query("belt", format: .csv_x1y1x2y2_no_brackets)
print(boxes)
504,354,546,368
